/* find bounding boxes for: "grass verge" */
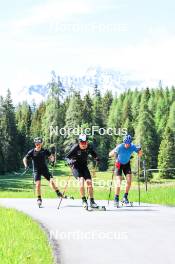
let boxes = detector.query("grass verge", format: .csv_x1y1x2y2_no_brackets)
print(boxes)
0,161,175,205
0,207,54,264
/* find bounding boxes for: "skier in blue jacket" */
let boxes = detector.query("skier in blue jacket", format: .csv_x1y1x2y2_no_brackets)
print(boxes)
109,135,142,206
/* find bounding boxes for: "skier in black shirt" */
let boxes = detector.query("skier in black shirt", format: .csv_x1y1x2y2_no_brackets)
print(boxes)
65,134,100,209
23,137,63,206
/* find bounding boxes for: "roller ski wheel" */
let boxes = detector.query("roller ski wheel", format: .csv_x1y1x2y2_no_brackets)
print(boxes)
89,206,106,211
130,202,134,207
121,200,133,207
64,195,74,200
37,199,42,208
114,201,120,208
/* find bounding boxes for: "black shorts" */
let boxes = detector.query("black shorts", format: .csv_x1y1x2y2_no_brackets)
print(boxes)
33,169,53,182
115,161,131,176
71,165,92,180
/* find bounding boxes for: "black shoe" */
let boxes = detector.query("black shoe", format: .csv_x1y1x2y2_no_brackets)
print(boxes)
122,196,129,204
82,197,88,209
56,190,64,198
37,198,42,207
114,194,119,207
90,199,98,208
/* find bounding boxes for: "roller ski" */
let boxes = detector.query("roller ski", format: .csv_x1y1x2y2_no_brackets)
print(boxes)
89,199,106,211
89,205,106,211
37,198,42,208
114,199,120,208
57,190,74,200
63,195,74,200
121,196,133,207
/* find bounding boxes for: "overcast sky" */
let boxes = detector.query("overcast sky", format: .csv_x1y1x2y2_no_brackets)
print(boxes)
0,0,175,99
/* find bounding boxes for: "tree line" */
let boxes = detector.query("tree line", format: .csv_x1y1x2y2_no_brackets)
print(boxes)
0,73,175,178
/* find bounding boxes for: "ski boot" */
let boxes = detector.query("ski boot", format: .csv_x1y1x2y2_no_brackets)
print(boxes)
37,198,42,208
121,196,133,207
82,197,88,210
114,196,120,208
90,199,106,211
56,190,74,200
56,190,64,198
90,198,98,209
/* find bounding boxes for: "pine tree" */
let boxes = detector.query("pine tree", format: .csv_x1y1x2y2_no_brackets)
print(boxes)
158,126,175,178
155,93,170,139
47,71,65,100
169,86,175,103
148,89,157,115
131,90,141,126
134,89,158,172
101,90,113,126
42,97,65,157
64,91,83,151
121,95,134,136
45,70,66,154
30,102,46,139
167,101,175,133
0,96,5,173
1,90,20,171
108,95,124,147
82,92,93,126
15,101,32,154
92,85,103,128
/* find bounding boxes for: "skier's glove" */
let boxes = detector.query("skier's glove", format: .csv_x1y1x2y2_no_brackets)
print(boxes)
137,145,142,151
66,159,76,166
50,161,55,167
24,165,29,170
95,157,100,163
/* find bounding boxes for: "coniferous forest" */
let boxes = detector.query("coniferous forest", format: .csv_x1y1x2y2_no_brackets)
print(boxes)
0,75,175,178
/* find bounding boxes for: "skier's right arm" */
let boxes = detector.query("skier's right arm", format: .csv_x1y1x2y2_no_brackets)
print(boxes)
109,148,116,157
109,145,119,158
65,144,78,165
23,149,33,169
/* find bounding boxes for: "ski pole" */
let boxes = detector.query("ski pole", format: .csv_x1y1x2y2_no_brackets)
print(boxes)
87,160,98,199
143,160,147,192
50,144,57,176
92,160,98,178
32,161,35,195
107,163,115,205
14,167,29,176
137,156,141,206
57,175,71,210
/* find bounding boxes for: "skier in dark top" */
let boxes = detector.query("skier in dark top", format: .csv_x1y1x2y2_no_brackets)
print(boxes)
65,134,100,209
23,137,63,205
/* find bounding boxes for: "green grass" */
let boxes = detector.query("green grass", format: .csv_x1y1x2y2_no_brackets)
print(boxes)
0,207,54,264
0,161,175,205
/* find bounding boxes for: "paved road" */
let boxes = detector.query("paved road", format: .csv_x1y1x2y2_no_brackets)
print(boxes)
0,198,175,264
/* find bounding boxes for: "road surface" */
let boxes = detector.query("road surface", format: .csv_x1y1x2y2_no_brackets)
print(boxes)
0,198,174,264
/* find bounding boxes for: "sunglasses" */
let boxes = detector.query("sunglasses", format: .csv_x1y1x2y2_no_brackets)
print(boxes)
80,141,87,145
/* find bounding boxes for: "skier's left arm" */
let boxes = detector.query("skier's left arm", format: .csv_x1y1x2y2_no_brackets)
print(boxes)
133,145,142,157
46,150,55,166
89,145,100,162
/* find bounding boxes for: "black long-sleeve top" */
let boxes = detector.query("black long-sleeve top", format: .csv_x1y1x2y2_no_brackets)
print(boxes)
65,143,98,167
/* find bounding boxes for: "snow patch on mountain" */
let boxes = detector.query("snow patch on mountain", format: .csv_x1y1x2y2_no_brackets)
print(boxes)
14,67,161,104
